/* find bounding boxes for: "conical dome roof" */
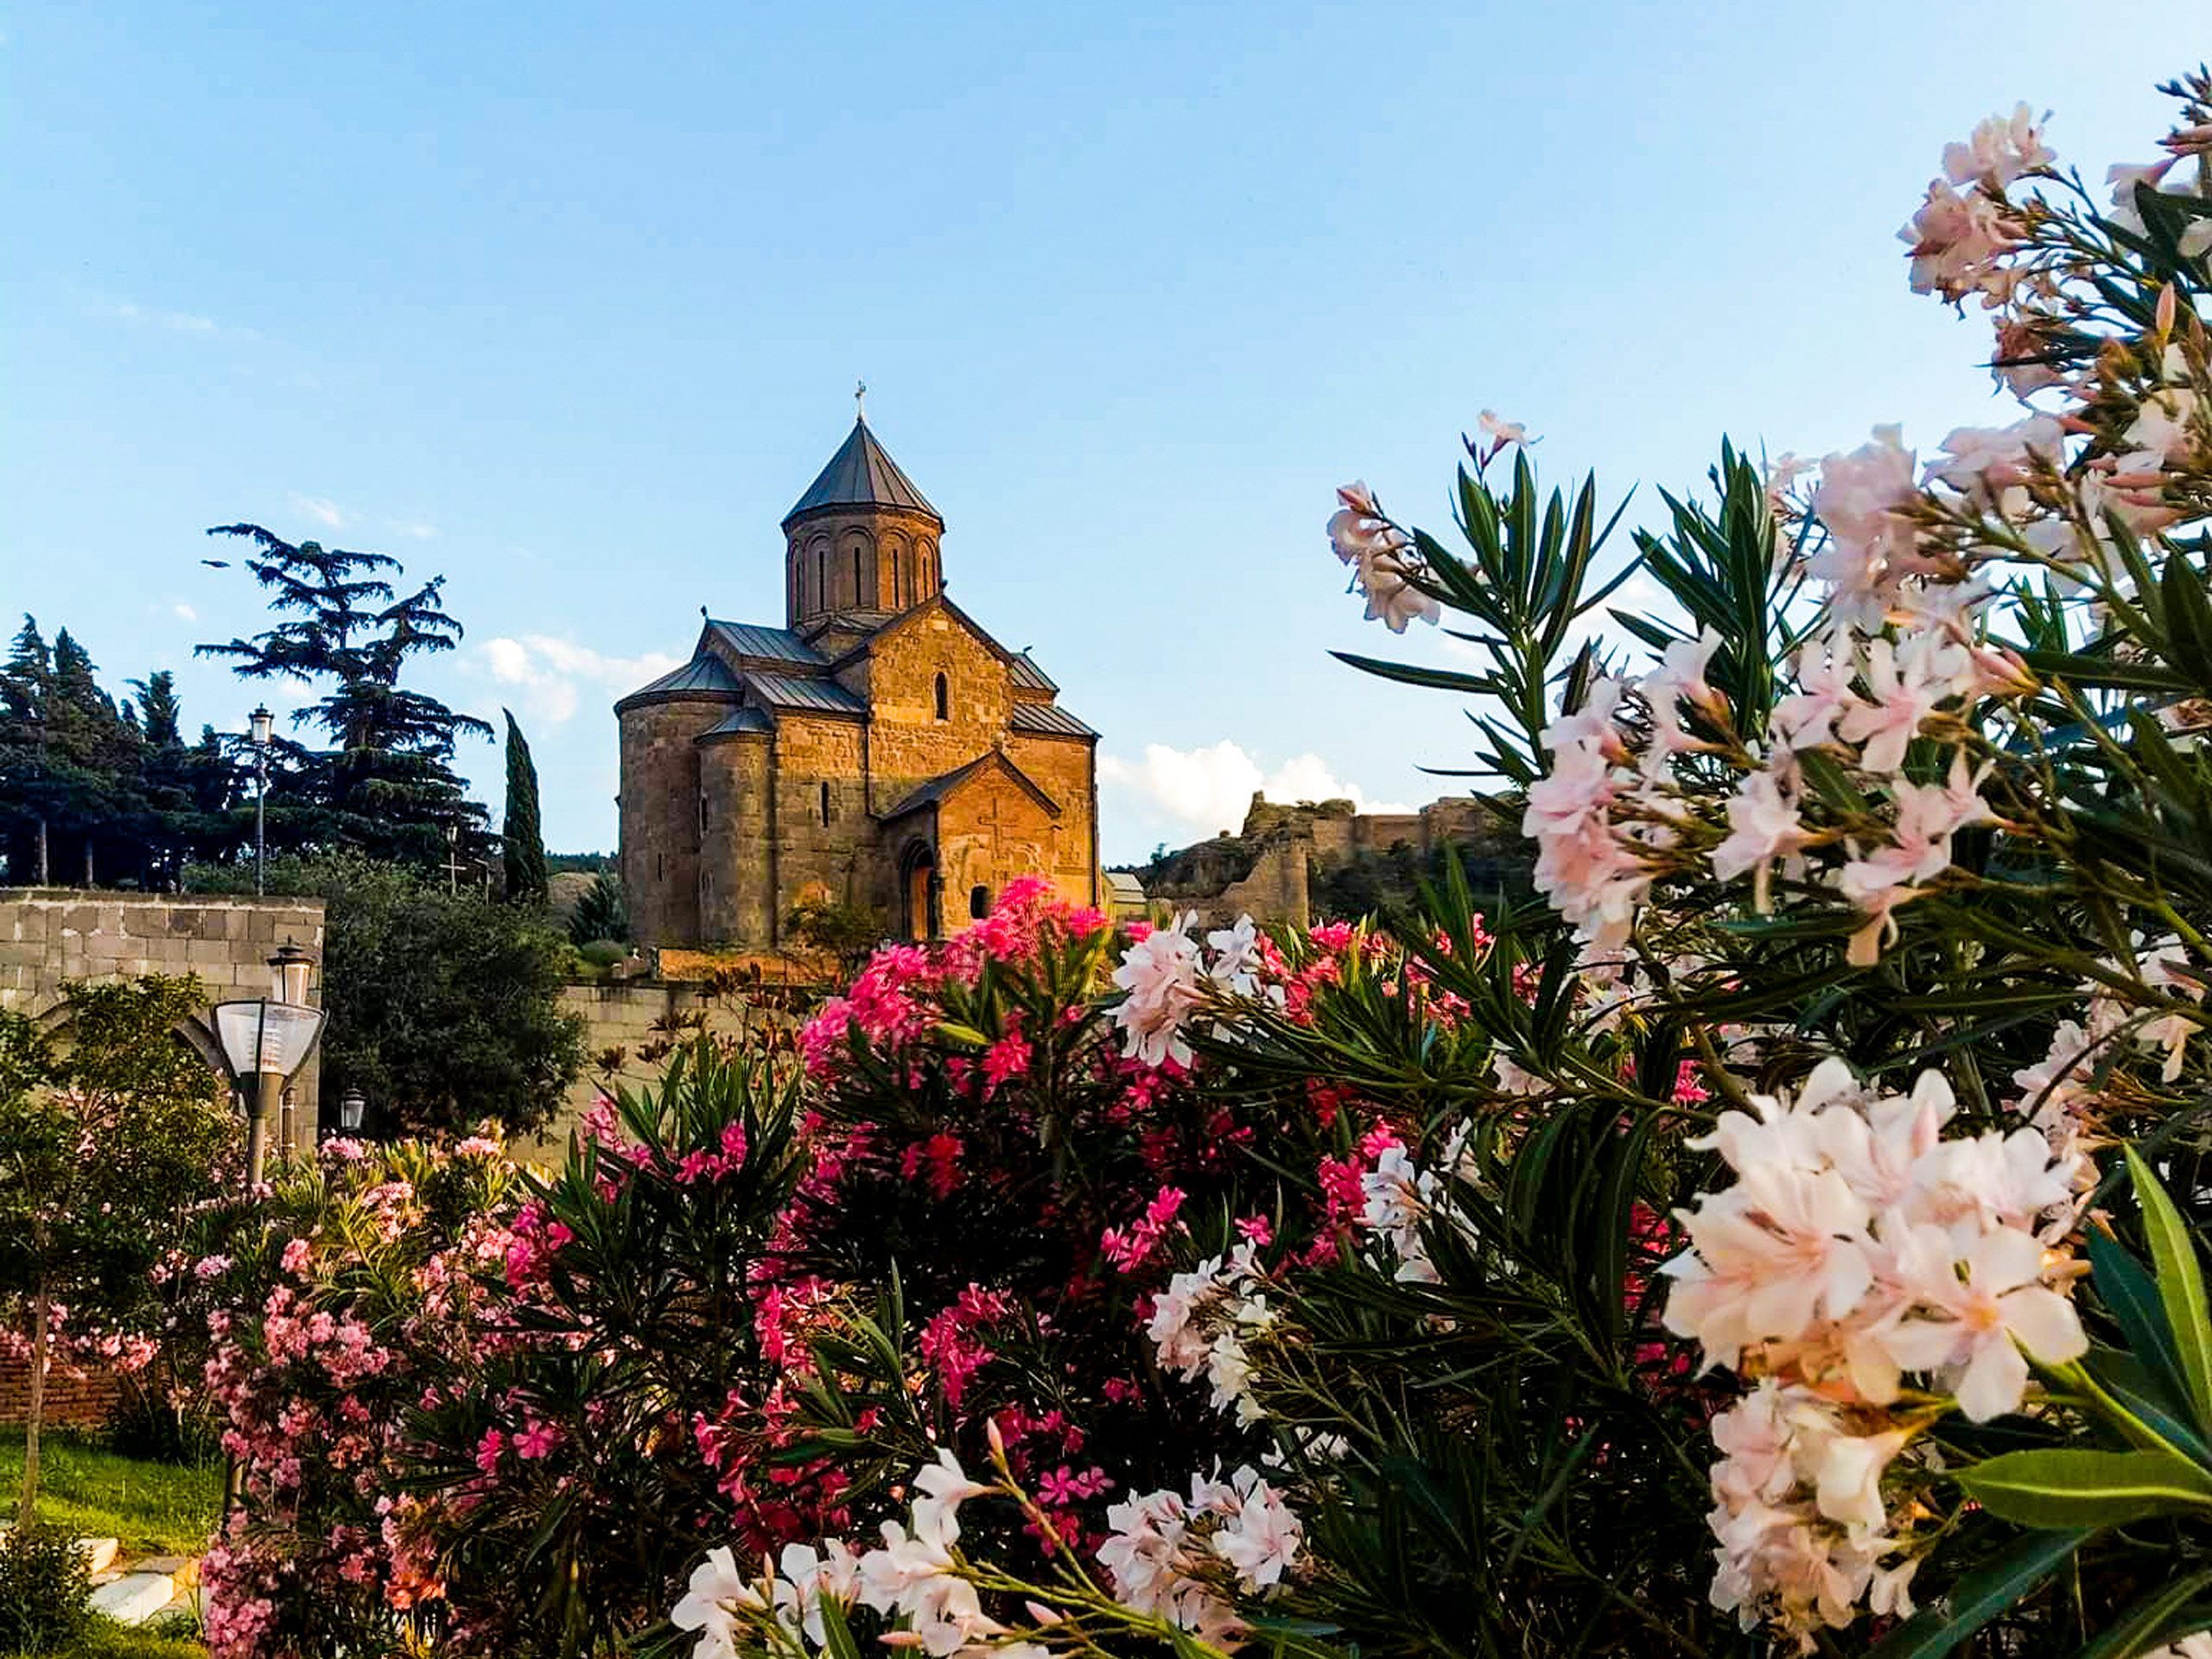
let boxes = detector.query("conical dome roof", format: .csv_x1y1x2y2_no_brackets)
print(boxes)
783,418,941,527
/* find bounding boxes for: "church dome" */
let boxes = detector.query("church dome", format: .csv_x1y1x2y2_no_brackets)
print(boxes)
782,416,941,529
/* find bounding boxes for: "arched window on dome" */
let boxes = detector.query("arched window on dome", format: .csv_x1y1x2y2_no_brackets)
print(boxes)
933,672,949,721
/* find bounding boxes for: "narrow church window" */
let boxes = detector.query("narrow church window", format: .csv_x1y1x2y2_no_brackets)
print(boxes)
893,547,903,607
820,781,831,824
700,794,709,833
817,546,827,608
934,672,949,721
969,885,990,919
657,853,664,879
854,547,864,605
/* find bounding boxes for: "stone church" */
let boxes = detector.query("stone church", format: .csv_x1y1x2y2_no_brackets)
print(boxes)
615,411,1101,948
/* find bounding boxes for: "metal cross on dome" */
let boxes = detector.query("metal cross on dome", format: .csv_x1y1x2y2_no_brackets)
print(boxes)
855,378,868,422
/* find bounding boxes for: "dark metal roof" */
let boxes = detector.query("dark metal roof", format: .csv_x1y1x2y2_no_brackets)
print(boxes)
1007,701,1097,739
707,620,827,667
746,671,868,716
1008,651,1058,693
882,751,1062,820
616,654,743,709
696,707,773,740
784,419,942,526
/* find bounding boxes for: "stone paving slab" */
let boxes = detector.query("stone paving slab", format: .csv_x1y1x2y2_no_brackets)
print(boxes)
90,1570,176,1624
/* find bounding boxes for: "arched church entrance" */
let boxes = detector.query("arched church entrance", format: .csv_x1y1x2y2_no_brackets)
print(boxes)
899,841,939,941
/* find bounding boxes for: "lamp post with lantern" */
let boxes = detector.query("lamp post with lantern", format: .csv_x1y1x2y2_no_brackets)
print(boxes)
249,704,272,897
212,941,326,1187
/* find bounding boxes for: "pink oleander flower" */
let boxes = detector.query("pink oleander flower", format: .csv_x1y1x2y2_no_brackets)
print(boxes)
1808,426,1919,625
1110,915,1206,1067
514,1420,562,1459
1898,180,2018,302
1942,102,2055,190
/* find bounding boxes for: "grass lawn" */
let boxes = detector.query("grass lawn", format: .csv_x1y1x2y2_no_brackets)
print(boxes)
0,1433,220,1558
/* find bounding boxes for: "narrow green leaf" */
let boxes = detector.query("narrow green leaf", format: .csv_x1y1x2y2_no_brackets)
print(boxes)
2082,1344,2212,1465
2071,1569,2212,1659
1955,1446,2212,1529
816,1587,868,1659
1862,1528,2090,1659
2086,1229,2190,1402
2126,1144,2212,1433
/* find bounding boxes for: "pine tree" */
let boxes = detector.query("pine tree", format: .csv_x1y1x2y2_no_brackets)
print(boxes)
197,525,493,870
501,709,549,906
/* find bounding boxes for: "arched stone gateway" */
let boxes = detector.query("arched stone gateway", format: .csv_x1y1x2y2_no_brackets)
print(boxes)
0,888,327,1150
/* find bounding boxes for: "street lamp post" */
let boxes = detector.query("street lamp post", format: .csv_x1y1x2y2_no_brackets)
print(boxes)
249,705,272,898
212,941,326,1188
337,1086,367,1137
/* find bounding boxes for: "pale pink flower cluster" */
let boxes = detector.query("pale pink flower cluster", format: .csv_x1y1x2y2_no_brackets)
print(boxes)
1096,1465,1304,1645
1326,481,1439,632
1147,1242,1274,1424
674,1449,1014,1659
1357,1127,1478,1285
1109,912,1275,1068
1662,1059,2090,1649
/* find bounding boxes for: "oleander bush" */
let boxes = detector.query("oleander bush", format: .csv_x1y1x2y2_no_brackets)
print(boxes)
199,61,2212,1659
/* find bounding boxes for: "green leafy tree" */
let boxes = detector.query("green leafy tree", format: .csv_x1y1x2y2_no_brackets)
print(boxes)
568,871,628,946
0,976,236,1522
196,525,493,872
0,620,244,887
236,853,585,1135
499,709,548,906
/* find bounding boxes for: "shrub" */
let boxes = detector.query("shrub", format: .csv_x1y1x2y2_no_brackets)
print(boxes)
0,1525,92,1653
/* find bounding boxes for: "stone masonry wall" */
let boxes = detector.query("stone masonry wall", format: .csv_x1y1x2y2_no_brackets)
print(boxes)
936,771,1058,922
1004,731,1102,907
700,732,776,946
0,889,328,1145
865,607,1013,798
772,715,874,932
620,698,720,947
518,981,798,1160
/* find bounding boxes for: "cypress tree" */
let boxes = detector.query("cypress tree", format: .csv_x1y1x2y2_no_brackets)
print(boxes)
501,709,548,905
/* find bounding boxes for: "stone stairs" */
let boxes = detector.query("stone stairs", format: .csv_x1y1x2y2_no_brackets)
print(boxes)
0,1529,202,1629
89,1549,201,1626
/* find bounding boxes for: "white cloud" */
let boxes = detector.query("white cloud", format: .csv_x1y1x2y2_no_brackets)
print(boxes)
1097,740,1414,838
94,296,251,337
387,519,437,540
474,634,683,726
289,493,347,530
171,601,197,624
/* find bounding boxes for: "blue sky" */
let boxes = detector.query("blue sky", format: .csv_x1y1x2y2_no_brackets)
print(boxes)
2,3,2196,860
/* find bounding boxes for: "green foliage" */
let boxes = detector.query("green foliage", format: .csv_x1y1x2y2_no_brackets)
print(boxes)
568,870,628,947
0,1437,223,1558
241,853,584,1135
500,709,549,906
398,1039,810,1651
0,975,237,1523
784,895,880,972
0,614,244,887
574,938,627,969
195,524,493,874
0,1524,92,1653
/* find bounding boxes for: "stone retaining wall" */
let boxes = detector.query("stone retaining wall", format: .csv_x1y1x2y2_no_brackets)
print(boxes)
0,888,328,1147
